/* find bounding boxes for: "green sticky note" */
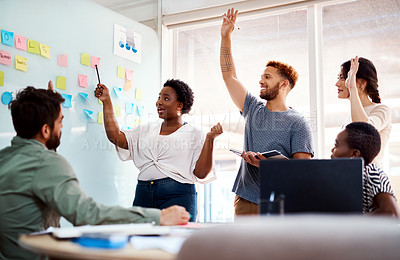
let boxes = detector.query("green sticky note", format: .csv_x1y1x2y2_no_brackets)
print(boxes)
56,76,66,90
117,66,125,79
27,39,40,54
0,71,4,86
81,53,90,66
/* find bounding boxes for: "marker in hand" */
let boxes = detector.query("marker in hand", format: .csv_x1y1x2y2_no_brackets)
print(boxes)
95,64,101,85
222,15,240,30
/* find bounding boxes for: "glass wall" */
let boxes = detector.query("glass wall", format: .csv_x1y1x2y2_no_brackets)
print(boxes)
173,0,400,221
175,9,309,222
322,0,400,205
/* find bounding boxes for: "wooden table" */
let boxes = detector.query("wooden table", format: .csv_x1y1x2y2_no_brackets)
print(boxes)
19,234,175,260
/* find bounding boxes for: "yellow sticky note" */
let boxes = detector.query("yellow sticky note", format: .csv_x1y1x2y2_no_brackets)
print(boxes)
56,76,66,90
15,55,27,72
0,71,4,86
27,39,40,54
117,66,125,79
39,43,51,59
135,88,143,101
98,99,103,105
124,80,131,91
135,118,142,127
81,53,90,66
98,112,104,124
113,105,121,117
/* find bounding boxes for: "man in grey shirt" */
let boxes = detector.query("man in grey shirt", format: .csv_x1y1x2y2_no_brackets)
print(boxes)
220,8,314,216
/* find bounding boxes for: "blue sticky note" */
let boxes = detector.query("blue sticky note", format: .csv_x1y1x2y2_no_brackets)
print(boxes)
1,30,14,46
137,105,144,117
113,86,122,98
1,91,12,105
61,94,72,108
121,126,131,130
125,102,134,114
79,92,89,101
83,109,95,120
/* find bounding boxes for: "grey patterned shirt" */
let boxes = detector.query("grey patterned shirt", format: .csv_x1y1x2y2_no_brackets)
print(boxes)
232,92,314,204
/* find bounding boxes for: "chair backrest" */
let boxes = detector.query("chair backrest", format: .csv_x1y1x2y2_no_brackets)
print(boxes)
177,215,400,260
259,159,363,214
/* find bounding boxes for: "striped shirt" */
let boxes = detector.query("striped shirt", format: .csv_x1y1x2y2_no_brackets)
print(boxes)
363,163,395,213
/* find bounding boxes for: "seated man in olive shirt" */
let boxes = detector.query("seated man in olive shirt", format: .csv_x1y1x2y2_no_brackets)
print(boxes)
0,83,190,260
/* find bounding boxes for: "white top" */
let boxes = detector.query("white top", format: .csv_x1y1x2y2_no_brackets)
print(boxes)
343,103,392,165
116,121,215,184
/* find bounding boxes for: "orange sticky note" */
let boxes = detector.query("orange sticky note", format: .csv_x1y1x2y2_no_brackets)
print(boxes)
124,80,131,91
78,74,88,88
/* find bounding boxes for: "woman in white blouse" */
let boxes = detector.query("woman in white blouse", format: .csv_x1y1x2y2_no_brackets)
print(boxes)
94,79,222,222
336,56,391,165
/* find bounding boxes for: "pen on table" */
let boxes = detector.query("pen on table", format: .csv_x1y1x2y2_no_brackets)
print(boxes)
222,15,240,30
95,64,101,85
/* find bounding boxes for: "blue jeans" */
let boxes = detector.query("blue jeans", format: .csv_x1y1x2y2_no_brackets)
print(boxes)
133,177,197,222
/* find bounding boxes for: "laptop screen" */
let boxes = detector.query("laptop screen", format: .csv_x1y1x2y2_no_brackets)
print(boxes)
259,159,363,214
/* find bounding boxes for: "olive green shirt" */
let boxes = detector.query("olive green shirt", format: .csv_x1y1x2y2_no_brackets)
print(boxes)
0,136,160,260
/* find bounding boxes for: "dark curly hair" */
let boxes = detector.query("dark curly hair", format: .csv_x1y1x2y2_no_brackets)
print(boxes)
9,86,65,138
341,57,381,103
345,122,381,165
163,79,194,114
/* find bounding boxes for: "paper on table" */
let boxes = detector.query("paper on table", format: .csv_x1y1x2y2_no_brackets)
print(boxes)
52,223,170,239
130,236,186,254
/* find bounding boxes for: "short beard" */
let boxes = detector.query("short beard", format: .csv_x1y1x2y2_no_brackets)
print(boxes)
46,130,61,151
260,83,280,101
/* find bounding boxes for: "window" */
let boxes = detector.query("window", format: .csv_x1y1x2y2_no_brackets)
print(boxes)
171,0,400,222
175,9,309,222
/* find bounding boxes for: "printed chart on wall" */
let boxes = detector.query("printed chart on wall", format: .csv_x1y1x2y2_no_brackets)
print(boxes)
113,23,142,64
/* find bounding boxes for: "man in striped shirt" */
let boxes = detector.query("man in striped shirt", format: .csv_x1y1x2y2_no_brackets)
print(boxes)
331,122,399,217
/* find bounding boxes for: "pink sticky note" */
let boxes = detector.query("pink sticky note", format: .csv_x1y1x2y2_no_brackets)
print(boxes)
14,35,27,51
58,54,68,67
0,50,12,66
78,74,88,88
91,56,100,69
126,69,133,81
